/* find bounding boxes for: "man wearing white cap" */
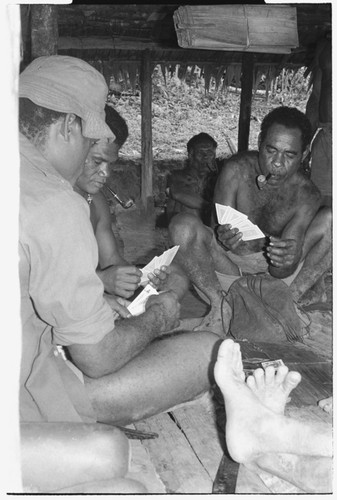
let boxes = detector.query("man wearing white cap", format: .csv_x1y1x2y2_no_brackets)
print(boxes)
19,55,220,491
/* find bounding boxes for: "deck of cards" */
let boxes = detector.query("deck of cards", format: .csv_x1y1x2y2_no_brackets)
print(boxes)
261,359,285,370
215,203,265,241
139,245,180,286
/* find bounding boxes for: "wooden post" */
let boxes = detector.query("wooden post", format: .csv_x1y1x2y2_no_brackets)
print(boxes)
238,53,255,152
31,5,58,58
140,49,154,212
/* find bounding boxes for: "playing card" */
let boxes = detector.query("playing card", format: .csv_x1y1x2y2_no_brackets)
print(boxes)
127,284,159,316
261,359,285,369
215,203,264,241
139,245,180,286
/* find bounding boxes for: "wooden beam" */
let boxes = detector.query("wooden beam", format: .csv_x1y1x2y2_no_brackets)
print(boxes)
140,49,154,211
31,5,58,58
58,36,167,52
238,53,255,152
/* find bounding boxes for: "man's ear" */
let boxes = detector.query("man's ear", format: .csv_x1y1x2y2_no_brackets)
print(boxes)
257,132,262,149
61,113,78,141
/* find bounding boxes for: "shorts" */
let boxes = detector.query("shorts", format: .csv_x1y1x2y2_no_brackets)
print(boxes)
194,241,303,303
215,251,303,292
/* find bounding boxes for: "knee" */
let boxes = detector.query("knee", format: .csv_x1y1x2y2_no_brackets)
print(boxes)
316,206,332,236
87,425,130,478
168,213,204,245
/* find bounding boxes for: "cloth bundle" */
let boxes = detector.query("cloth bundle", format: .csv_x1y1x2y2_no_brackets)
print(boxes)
226,275,307,343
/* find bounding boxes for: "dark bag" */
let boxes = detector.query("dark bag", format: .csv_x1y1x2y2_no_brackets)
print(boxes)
226,274,309,343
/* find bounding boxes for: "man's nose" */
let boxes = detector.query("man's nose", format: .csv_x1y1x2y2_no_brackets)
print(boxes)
98,163,109,177
273,152,284,167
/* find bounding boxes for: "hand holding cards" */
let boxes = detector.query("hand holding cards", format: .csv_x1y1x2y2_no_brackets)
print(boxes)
139,245,180,286
215,203,265,241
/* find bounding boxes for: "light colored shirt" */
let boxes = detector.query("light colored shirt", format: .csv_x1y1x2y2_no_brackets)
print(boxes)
19,134,115,422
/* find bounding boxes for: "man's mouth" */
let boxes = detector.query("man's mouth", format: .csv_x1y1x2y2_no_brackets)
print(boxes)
94,180,106,188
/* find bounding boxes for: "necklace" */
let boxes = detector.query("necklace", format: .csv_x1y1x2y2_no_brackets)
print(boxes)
87,193,93,205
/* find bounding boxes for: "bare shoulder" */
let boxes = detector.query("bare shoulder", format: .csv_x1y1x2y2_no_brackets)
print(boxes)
221,150,258,172
91,191,111,223
294,172,322,209
218,151,259,180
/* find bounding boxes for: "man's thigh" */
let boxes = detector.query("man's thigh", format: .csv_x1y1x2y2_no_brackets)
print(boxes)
84,330,220,426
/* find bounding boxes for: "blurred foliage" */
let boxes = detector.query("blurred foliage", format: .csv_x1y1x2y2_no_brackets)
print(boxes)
109,65,311,161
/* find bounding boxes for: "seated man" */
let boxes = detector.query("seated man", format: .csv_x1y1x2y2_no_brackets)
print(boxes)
19,54,220,450
169,107,331,334
166,133,219,226
214,339,332,493
74,105,184,306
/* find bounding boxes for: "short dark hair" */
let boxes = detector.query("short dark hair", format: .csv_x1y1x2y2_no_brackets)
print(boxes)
187,133,218,153
105,105,128,147
260,106,312,152
19,97,69,145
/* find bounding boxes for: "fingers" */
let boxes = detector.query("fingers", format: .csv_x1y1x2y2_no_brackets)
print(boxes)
218,224,243,250
266,238,297,267
113,302,131,318
147,265,170,288
115,288,136,299
104,294,132,318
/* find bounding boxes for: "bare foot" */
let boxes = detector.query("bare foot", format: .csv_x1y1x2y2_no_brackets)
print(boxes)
193,295,231,336
246,365,301,414
318,397,333,415
214,339,283,463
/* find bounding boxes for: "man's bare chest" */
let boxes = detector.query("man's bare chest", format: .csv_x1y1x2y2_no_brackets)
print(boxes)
237,185,298,237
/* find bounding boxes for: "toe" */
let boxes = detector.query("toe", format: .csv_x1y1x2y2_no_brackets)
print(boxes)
274,365,289,385
252,367,265,389
264,365,277,386
217,338,234,359
246,374,257,391
283,370,301,394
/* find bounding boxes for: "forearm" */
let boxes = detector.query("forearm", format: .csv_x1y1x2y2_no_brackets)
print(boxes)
171,191,209,210
98,253,130,273
67,304,169,378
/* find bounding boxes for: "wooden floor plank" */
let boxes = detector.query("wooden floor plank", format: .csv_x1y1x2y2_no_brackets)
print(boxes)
127,436,166,493
134,411,213,493
170,397,224,480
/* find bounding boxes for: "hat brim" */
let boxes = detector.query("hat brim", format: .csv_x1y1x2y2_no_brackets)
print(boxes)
82,113,116,141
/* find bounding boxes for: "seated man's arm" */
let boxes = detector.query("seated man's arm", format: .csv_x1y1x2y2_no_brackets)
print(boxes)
93,193,142,298
92,192,128,268
212,160,242,250
67,291,180,378
168,171,209,210
267,199,320,279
